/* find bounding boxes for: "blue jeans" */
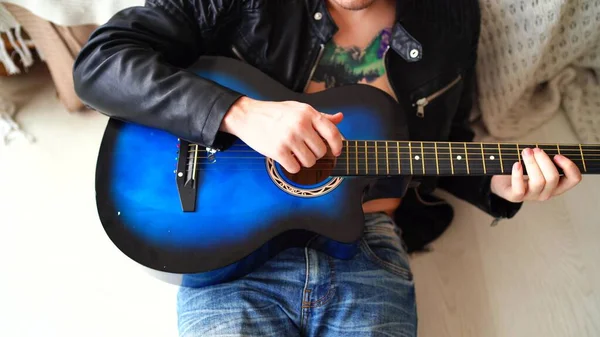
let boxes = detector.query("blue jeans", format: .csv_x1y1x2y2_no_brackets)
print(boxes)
177,212,417,337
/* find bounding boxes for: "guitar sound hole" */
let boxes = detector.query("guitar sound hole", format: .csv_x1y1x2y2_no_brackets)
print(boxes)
282,148,337,186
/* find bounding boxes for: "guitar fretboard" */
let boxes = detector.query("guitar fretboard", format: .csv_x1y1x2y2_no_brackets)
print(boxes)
330,140,600,176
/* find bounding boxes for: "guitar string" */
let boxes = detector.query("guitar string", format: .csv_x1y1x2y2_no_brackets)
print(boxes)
183,160,600,166
186,150,600,156
218,142,600,147
184,154,600,160
209,143,600,150
187,148,600,155
182,161,599,169
182,166,594,171
182,167,596,173
187,146,600,153
187,155,600,166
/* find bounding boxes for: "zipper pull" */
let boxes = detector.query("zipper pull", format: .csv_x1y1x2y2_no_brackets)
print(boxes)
415,97,428,118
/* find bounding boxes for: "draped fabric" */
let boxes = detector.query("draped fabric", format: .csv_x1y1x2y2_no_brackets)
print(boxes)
476,0,600,143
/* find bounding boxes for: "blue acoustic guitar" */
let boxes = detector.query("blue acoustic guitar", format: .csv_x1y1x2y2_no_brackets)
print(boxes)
95,56,599,288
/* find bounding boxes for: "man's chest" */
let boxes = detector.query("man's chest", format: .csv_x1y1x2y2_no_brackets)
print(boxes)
304,27,397,101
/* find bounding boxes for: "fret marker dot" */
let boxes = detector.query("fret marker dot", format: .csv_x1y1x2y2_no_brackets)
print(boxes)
415,155,420,160
457,155,462,160
490,155,495,160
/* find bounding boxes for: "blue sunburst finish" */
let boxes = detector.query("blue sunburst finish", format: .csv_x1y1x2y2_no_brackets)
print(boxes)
95,57,408,287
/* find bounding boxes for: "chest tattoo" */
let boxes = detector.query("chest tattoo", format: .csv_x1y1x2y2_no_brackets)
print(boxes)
312,27,392,89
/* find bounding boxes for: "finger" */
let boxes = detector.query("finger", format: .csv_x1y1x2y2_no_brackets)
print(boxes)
322,112,344,125
313,114,343,156
491,174,511,198
533,148,560,200
291,142,317,168
277,149,301,174
511,161,527,201
521,148,545,198
304,130,328,159
551,154,583,196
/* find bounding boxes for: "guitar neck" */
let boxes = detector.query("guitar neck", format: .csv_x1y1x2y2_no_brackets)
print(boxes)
331,140,600,176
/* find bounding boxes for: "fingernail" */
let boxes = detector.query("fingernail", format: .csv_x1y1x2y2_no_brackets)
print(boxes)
513,162,521,172
523,148,532,157
533,147,542,154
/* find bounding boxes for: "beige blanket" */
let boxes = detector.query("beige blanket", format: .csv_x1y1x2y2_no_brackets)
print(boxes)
476,0,600,143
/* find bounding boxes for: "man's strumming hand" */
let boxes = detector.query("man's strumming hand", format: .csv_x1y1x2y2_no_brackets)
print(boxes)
491,148,582,202
220,97,344,174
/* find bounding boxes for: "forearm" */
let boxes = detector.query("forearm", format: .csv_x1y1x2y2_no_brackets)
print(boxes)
73,3,242,147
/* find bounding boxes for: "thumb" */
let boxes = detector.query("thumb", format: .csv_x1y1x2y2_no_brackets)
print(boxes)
322,112,344,125
490,175,513,199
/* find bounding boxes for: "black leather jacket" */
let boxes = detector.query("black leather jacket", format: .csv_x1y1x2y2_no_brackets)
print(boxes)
73,0,522,220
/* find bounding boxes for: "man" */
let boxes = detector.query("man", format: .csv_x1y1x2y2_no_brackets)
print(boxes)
72,0,583,336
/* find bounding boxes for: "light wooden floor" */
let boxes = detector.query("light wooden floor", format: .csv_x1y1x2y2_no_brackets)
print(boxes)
1,64,599,337
411,114,600,336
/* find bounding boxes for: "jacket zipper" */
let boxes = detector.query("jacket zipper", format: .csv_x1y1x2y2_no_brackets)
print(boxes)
231,46,247,63
413,74,462,118
303,44,325,92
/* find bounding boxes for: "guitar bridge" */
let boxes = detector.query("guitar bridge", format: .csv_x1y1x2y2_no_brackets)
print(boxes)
175,139,204,212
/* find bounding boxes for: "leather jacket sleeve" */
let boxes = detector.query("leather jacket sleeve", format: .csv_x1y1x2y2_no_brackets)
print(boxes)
72,0,243,149
436,5,522,220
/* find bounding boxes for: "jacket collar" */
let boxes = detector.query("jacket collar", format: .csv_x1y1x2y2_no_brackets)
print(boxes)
304,0,422,62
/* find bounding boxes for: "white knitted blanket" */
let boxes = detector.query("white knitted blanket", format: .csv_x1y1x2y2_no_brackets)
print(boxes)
476,0,600,143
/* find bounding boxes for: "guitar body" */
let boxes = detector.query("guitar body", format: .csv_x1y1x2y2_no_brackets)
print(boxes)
96,57,409,287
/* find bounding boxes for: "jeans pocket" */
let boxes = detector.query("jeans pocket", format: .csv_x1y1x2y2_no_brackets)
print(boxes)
360,213,413,281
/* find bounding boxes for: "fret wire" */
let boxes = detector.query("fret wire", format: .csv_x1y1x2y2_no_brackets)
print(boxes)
385,142,390,175
464,142,470,174
364,141,368,174
355,140,359,175
480,143,487,174
396,141,401,174
409,142,414,175
435,142,440,174
517,143,521,164
497,143,504,173
449,142,454,174
421,142,425,174
345,142,349,175
375,141,379,175
557,144,561,155
579,144,587,172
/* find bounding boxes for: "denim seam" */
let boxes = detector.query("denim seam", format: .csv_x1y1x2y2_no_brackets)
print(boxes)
360,239,413,281
301,255,337,308
300,236,317,331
